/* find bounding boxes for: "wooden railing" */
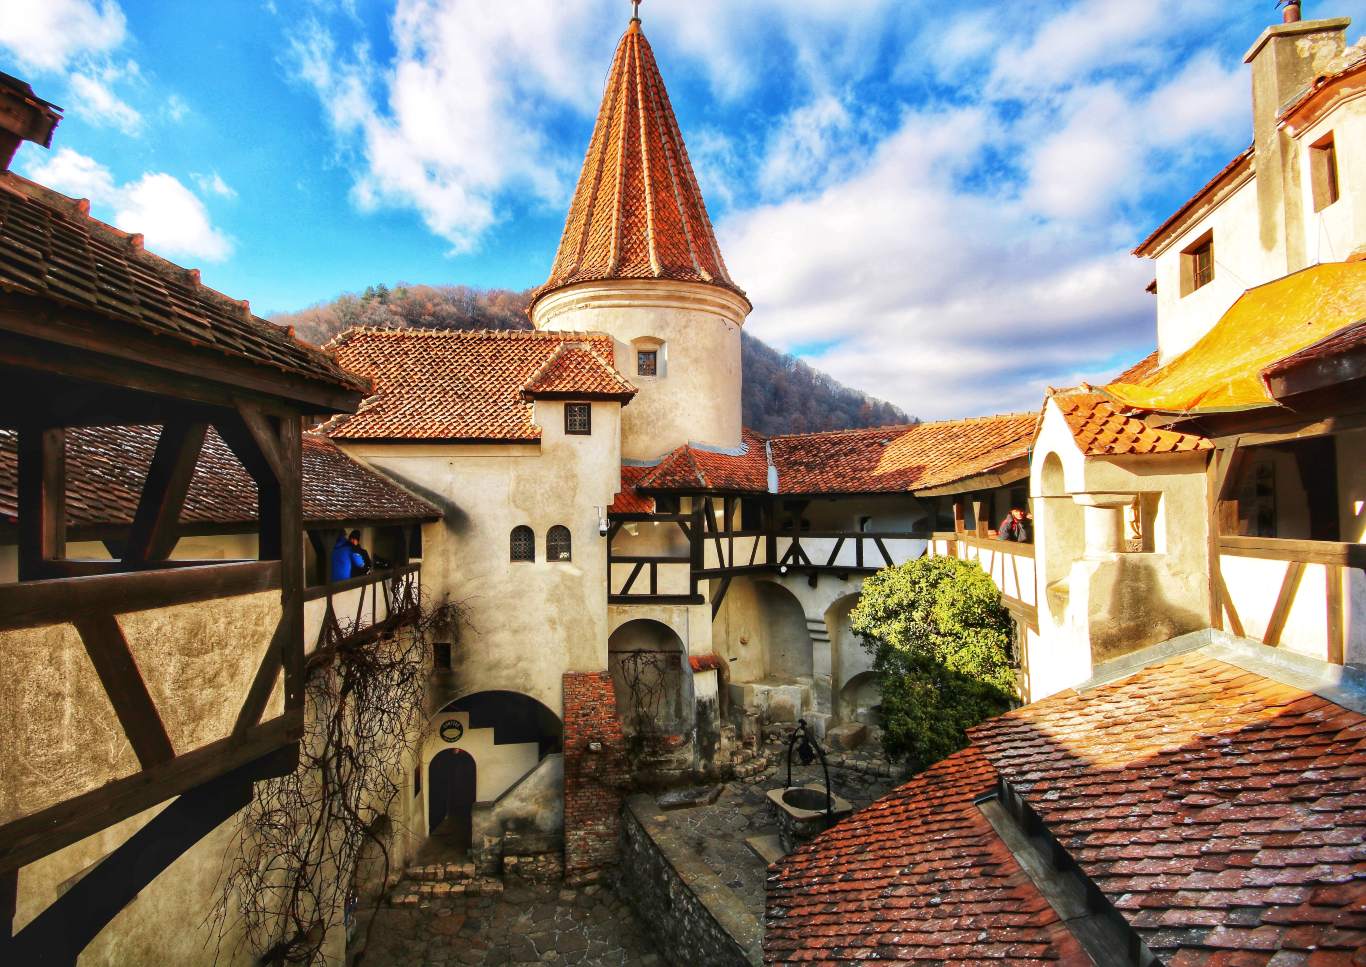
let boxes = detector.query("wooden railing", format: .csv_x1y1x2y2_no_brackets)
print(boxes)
305,563,422,653
930,532,1039,626
1215,537,1362,664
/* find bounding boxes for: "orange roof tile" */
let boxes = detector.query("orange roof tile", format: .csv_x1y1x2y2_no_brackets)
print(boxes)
320,328,634,442
635,428,771,493
0,172,365,397
769,414,1037,495
610,465,655,514
1053,391,1212,456
971,651,1366,964
0,427,439,531
766,745,1092,965
770,649,1366,964
530,20,746,310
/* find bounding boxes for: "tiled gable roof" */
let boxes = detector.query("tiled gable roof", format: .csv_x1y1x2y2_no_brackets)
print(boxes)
531,21,746,309
321,328,634,442
769,648,1366,965
609,465,655,514
769,414,1037,495
1053,391,1212,456
766,745,1092,964
971,651,1366,964
522,344,637,400
0,427,438,531
0,172,365,395
635,428,771,493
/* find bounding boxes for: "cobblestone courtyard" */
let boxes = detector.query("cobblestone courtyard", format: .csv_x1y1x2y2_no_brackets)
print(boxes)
359,879,665,966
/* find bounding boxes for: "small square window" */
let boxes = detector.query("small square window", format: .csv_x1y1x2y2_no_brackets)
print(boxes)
637,350,658,377
1311,134,1340,212
565,403,591,435
1181,233,1214,296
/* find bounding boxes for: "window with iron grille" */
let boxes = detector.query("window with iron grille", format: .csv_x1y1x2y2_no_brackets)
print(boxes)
547,525,572,562
510,525,535,562
565,403,591,435
637,349,658,377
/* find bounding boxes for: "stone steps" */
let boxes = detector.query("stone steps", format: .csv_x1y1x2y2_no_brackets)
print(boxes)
388,877,504,905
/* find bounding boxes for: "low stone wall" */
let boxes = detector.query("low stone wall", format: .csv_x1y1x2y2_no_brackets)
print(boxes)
619,795,763,967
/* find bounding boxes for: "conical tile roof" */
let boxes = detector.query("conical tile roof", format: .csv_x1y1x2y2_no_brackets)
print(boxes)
531,20,747,309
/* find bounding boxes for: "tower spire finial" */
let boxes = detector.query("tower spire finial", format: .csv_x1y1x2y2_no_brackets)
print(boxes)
631,0,641,24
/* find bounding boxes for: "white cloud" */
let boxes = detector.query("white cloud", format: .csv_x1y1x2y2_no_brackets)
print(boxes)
193,171,237,199
27,148,233,263
69,68,143,134
758,96,856,199
0,0,127,74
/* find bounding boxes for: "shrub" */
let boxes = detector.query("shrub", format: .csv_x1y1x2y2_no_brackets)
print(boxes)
850,556,1016,773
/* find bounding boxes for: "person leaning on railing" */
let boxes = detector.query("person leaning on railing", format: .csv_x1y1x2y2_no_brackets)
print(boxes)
997,507,1032,543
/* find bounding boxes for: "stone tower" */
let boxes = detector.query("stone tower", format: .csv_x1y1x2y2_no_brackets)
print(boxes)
529,13,750,462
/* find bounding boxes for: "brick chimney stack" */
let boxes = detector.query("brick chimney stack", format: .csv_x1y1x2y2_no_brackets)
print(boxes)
0,72,63,172
1244,8,1350,273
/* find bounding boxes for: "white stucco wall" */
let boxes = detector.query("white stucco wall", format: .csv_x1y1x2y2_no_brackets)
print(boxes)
339,400,623,720
1151,176,1277,363
1295,90,1366,266
532,280,748,460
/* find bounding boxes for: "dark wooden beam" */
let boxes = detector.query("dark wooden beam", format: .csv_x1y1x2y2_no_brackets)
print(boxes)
124,420,208,562
1262,562,1305,647
0,871,13,942
0,747,293,966
73,614,175,769
16,425,65,582
232,617,287,738
711,575,733,619
0,561,282,631
0,712,300,873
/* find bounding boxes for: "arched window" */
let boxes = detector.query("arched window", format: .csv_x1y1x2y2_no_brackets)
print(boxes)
547,526,572,562
510,526,535,562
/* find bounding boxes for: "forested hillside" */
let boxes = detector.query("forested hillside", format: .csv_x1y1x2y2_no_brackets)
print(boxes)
274,283,912,436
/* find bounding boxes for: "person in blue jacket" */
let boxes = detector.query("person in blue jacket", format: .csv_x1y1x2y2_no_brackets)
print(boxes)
331,531,368,580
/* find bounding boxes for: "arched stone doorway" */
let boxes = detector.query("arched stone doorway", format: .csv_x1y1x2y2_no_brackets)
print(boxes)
608,619,688,736
823,592,873,723
428,748,477,852
755,580,814,681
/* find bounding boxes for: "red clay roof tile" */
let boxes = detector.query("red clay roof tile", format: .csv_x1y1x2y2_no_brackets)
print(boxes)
635,428,771,493
321,328,634,442
0,172,365,396
771,651,1366,963
531,22,746,310
610,465,656,514
1053,391,1212,456
766,746,1093,964
0,427,438,531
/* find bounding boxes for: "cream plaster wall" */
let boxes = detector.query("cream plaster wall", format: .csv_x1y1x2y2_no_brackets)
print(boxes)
421,712,542,814
338,400,622,720
532,280,748,460
1152,177,1276,363
1030,401,1212,697
1297,94,1366,265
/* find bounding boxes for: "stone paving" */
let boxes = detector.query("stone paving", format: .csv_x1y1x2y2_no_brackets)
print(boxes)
358,879,665,966
661,733,900,919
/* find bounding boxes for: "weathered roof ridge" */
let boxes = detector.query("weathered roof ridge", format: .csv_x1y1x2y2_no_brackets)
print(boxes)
771,411,1035,443
0,172,365,394
531,21,747,310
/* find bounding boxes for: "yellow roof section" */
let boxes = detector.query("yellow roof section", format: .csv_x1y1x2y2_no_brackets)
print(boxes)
1107,262,1366,413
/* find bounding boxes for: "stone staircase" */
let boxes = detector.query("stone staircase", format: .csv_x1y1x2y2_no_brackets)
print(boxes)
387,861,504,906
729,744,771,781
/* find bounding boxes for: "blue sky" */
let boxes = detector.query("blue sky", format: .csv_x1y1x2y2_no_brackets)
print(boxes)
2,0,1363,419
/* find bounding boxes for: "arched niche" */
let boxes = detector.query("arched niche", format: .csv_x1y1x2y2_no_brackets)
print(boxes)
839,672,881,727
608,619,689,735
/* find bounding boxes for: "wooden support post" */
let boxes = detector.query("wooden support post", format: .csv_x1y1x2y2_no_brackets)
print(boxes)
1262,561,1305,647
17,426,65,581
276,416,305,712
0,870,14,942
972,498,988,538
953,500,965,535
124,420,208,562
1208,442,1248,631
0,748,292,965
1326,564,1344,665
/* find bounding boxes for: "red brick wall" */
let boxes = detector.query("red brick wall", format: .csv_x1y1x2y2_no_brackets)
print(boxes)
562,671,629,884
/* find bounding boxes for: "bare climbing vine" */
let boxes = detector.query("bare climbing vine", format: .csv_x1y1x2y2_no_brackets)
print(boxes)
617,650,670,736
209,580,467,966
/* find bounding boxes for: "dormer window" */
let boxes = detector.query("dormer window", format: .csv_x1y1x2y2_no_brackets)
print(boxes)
1311,134,1339,212
565,403,591,435
1181,232,1214,296
637,350,658,377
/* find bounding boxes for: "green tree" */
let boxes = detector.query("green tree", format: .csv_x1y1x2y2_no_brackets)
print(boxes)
850,556,1016,773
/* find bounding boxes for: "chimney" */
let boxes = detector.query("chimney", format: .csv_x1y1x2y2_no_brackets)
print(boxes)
0,71,62,172
1243,9,1351,272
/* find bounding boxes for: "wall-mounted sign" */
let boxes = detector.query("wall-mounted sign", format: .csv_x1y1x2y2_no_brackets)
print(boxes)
439,719,464,744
